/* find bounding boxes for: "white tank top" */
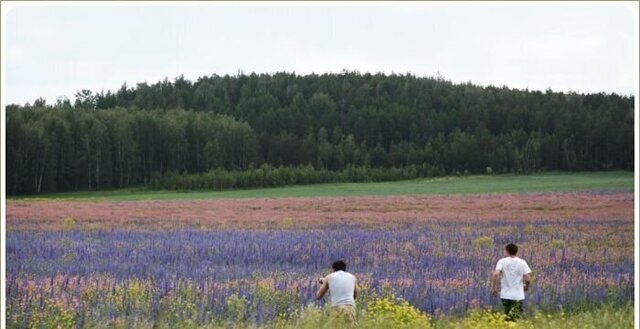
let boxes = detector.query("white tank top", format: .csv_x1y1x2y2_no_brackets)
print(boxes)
328,271,356,306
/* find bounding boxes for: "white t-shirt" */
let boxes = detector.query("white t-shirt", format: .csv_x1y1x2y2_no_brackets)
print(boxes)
328,271,356,306
495,257,532,301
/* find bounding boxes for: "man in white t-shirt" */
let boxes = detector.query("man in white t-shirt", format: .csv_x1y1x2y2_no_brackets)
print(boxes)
316,260,358,326
491,243,532,321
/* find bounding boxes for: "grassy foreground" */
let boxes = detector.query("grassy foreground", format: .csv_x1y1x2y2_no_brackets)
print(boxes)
63,303,633,329
12,171,633,201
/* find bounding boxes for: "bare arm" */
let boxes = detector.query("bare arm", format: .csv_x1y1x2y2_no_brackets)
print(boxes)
316,275,330,300
491,269,501,297
523,273,531,292
353,277,358,300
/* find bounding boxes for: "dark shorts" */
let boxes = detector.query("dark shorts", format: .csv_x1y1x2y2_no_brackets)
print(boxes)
501,299,523,321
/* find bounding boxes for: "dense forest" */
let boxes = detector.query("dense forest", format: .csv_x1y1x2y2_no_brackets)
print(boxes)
6,71,634,195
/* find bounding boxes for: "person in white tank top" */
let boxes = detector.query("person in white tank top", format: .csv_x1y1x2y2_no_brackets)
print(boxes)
316,260,358,325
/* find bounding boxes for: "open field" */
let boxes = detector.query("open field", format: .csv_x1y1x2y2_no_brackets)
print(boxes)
9,171,633,201
5,215,634,328
5,191,633,230
5,172,635,328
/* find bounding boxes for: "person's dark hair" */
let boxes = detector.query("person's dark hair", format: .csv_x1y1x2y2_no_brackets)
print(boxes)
505,243,518,255
332,260,347,271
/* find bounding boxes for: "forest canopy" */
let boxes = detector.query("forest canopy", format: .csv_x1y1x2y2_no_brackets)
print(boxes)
6,71,634,195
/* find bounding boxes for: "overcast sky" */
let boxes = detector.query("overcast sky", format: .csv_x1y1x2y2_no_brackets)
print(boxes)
4,3,637,105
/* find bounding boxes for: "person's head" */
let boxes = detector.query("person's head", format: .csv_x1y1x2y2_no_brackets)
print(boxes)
332,260,347,272
504,243,518,256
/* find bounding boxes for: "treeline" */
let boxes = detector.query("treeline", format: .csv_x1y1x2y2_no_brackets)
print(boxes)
6,71,634,195
6,109,257,194
151,164,445,190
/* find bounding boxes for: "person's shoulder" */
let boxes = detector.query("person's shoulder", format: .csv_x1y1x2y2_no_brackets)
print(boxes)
344,271,356,279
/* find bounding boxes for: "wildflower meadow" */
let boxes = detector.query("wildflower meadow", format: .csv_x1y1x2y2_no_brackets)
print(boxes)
5,189,634,328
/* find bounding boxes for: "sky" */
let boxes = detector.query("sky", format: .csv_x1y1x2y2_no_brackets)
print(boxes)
3,3,638,105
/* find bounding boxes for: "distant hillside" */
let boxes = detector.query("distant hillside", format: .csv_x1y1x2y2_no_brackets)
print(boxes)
6,72,634,195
